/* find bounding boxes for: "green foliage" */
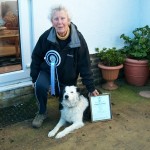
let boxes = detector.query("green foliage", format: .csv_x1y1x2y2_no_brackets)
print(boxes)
120,25,150,60
95,47,125,66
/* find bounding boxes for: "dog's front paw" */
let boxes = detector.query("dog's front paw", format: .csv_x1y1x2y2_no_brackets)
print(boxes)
48,130,56,137
55,132,66,139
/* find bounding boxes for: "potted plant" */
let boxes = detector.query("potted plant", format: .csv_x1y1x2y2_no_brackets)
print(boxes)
95,47,125,90
120,25,150,86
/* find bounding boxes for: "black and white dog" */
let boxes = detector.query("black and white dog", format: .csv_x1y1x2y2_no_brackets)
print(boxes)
48,86,89,139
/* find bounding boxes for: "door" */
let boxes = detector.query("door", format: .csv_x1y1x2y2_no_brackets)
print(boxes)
0,0,32,88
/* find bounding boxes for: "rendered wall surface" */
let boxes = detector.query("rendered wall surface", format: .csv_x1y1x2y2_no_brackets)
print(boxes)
31,0,141,53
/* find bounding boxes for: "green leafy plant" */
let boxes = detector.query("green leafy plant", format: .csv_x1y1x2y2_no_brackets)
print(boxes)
95,47,125,66
120,25,150,60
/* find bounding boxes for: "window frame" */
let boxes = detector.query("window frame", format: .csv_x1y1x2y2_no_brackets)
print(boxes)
0,0,33,90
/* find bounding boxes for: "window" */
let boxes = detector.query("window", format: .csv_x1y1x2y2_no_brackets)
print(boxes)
0,0,32,88
0,0,21,73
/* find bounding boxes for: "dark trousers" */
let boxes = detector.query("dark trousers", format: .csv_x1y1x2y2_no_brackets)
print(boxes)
34,71,64,114
34,71,50,114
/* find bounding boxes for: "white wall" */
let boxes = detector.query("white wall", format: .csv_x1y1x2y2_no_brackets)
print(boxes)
31,0,141,54
140,0,150,27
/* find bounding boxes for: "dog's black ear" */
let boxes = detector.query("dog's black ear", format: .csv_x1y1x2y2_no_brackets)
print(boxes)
59,86,66,100
76,87,80,93
62,86,66,94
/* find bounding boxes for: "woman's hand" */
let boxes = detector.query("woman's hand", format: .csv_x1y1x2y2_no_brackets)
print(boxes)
90,89,100,96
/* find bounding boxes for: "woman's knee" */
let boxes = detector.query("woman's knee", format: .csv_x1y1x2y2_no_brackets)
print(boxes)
35,81,49,92
35,71,49,92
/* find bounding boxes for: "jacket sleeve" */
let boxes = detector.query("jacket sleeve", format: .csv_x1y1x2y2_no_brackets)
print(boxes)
77,33,95,93
30,37,44,83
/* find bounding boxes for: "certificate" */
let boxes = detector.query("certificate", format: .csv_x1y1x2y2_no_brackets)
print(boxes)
90,93,112,122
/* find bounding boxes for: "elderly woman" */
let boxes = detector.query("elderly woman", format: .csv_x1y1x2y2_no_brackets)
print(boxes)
30,5,99,128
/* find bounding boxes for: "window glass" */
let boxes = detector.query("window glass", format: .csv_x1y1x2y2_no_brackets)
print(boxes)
0,0,22,74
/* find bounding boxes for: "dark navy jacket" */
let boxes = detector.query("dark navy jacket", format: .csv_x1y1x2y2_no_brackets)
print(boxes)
30,23,95,92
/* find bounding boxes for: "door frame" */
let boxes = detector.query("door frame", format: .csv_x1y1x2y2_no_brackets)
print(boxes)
0,0,33,91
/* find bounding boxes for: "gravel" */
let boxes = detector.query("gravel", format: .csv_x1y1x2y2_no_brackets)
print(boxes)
0,98,38,128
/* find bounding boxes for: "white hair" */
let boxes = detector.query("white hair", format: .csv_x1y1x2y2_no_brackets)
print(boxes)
48,5,71,24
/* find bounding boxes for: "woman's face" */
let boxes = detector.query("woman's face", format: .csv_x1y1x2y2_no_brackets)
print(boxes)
51,10,70,36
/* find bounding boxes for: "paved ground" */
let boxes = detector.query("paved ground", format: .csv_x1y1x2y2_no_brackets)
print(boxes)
0,80,150,150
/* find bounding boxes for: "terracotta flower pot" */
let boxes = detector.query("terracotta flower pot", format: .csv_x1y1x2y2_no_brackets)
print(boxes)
124,58,149,86
98,63,123,90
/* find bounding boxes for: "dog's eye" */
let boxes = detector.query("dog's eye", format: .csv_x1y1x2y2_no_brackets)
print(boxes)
71,91,74,93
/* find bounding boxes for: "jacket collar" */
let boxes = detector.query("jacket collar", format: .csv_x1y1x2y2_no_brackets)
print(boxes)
47,23,81,48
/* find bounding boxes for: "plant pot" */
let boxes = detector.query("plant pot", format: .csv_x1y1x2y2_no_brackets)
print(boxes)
98,63,123,90
124,58,149,86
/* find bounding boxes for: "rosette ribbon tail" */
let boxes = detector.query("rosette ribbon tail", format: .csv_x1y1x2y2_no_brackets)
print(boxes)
44,50,61,96
50,62,55,95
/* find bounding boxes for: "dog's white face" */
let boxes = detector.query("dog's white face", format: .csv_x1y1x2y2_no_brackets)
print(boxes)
62,86,80,108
